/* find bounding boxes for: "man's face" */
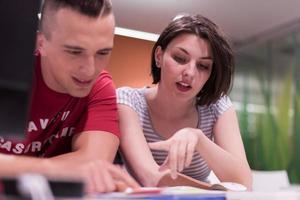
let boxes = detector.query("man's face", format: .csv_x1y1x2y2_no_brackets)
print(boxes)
38,8,115,97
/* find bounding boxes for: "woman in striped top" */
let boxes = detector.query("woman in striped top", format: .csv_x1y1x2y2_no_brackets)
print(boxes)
117,14,252,189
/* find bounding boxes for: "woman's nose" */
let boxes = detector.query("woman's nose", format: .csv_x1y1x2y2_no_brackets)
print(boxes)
183,62,196,77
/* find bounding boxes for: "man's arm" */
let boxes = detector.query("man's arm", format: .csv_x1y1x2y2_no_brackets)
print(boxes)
50,131,119,163
0,153,56,177
0,132,139,194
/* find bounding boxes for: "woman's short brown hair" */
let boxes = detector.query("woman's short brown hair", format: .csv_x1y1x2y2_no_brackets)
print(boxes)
151,14,234,106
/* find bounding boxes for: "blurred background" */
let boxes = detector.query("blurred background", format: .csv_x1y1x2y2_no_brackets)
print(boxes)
108,0,300,183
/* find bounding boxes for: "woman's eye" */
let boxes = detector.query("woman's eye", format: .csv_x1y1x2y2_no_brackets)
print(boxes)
197,63,209,70
174,56,186,64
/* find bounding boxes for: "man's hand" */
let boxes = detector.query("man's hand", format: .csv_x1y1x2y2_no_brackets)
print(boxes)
62,132,140,194
46,159,139,195
148,128,202,179
73,160,140,194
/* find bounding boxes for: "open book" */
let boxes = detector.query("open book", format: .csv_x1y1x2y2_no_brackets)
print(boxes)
157,173,247,192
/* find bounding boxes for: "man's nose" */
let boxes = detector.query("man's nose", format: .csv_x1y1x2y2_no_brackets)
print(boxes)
81,56,96,77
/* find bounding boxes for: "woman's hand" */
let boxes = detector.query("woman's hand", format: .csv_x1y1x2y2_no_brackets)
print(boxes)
148,128,202,179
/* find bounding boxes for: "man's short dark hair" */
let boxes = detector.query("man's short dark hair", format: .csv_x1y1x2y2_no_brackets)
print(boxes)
151,14,234,106
40,0,112,38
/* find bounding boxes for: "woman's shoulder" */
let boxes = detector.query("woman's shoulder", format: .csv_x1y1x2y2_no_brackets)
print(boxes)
116,86,149,111
213,95,232,107
116,86,146,99
198,95,233,118
210,95,233,117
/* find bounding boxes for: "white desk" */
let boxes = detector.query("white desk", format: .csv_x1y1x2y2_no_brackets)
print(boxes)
227,185,300,200
227,191,300,200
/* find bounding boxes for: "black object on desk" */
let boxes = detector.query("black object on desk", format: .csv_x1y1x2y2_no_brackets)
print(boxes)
1,177,84,198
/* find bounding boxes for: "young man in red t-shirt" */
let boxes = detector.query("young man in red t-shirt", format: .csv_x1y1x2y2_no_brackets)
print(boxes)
0,0,138,194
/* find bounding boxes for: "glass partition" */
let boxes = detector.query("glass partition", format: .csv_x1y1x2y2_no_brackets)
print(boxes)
232,27,300,183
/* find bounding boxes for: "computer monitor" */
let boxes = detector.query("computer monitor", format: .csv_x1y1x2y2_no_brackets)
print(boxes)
0,0,41,140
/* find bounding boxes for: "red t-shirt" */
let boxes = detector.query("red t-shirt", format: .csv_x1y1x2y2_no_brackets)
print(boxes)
0,55,120,157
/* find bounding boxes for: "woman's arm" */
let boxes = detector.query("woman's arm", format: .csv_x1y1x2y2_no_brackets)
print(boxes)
147,106,252,189
118,104,165,186
195,107,252,189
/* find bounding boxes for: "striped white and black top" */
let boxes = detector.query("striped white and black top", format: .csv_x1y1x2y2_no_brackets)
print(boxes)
117,87,233,182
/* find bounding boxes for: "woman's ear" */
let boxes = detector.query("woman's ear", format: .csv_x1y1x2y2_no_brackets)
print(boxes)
155,46,163,68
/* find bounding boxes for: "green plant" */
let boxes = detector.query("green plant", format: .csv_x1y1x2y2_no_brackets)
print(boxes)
239,67,300,182
288,62,300,183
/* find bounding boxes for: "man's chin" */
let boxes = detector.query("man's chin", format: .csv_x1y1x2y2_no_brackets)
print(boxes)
69,89,91,98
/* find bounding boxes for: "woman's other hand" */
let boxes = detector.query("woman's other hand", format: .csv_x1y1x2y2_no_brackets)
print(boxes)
148,128,202,179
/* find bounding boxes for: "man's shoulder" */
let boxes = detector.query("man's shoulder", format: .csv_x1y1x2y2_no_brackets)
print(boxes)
95,70,113,83
88,70,116,99
92,70,114,90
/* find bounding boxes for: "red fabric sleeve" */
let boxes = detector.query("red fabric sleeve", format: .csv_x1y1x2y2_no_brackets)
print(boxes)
77,71,120,138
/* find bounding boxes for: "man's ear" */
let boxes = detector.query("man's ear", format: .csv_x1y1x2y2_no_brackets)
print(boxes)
36,31,46,56
155,46,163,68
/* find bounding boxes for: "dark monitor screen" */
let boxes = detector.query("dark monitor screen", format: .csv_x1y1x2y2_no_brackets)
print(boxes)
0,0,41,140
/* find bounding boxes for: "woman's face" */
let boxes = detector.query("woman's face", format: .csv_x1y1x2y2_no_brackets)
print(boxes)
156,33,213,102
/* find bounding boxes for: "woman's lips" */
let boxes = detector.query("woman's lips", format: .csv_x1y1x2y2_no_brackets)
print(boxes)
176,82,192,92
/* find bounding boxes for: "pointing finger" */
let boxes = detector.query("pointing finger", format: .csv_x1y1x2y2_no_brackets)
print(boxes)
185,141,196,168
148,141,170,151
159,155,170,172
169,142,178,179
177,141,187,172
